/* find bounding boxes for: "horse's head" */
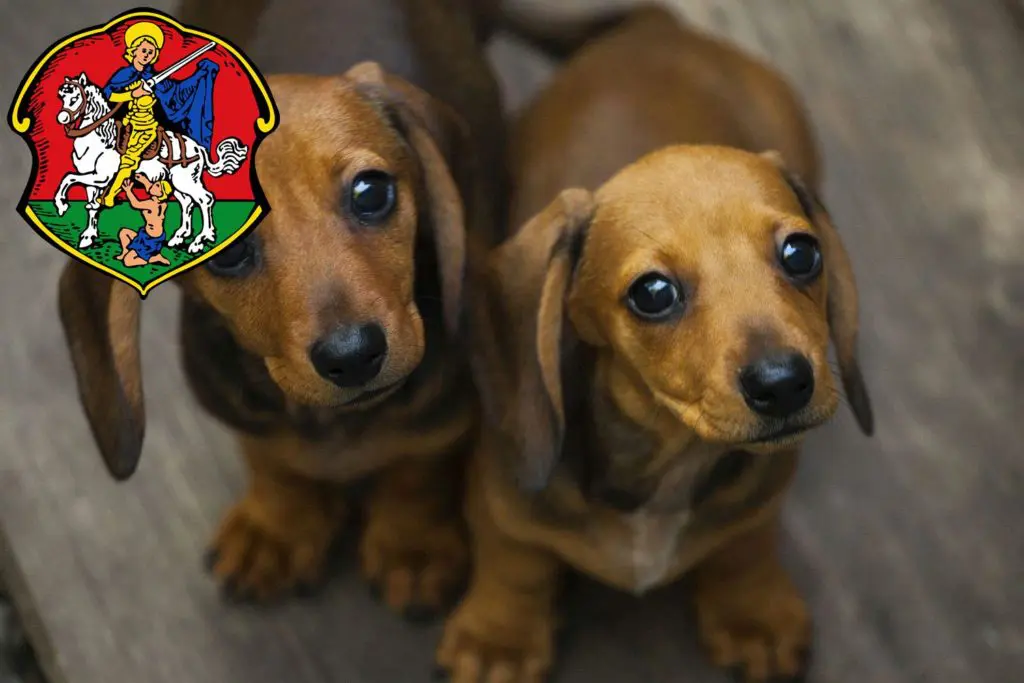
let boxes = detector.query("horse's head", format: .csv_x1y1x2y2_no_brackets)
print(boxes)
56,73,89,126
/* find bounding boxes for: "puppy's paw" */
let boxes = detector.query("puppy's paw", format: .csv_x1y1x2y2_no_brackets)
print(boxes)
360,515,468,622
206,495,344,603
695,574,811,683
435,597,555,683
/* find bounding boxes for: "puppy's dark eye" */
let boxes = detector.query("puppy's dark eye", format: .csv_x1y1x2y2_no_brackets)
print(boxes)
348,170,396,224
779,233,822,280
206,236,258,277
626,273,681,320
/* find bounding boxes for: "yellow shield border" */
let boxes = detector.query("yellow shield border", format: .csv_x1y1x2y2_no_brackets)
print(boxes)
8,6,279,297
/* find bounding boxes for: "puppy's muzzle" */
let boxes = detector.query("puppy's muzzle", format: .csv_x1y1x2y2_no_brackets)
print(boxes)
738,351,814,419
309,323,388,388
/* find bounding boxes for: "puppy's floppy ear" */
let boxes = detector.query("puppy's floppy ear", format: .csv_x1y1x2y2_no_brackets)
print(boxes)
762,150,874,436
345,61,471,336
472,189,596,492
57,261,145,480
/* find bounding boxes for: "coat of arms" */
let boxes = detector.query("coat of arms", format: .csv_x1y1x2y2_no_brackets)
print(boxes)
9,7,278,295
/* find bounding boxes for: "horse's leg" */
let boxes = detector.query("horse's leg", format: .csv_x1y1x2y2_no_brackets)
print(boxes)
154,150,191,248
56,147,116,216
81,185,101,249
72,150,119,247
54,172,85,217
168,187,195,248
72,165,118,248
168,158,215,254
188,187,216,254
54,174,72,216
68,175,109,248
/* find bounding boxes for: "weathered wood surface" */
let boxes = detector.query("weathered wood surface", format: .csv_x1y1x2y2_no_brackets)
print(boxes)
0,0,1022,682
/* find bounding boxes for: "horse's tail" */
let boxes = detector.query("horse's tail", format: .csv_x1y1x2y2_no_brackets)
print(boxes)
201,137,248,177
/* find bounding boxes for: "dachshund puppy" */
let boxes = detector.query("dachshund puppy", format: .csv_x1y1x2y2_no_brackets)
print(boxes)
437,6,873,683
502,2,821,203
57,0,508,617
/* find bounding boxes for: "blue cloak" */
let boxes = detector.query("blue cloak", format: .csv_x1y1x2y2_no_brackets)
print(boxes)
102,58,219,151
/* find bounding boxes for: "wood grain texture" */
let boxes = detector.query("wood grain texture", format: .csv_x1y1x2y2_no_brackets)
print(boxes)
0,0,1021,682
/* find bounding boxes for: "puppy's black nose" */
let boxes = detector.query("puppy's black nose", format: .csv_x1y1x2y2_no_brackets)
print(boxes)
738,352,814,418
310,323,387,388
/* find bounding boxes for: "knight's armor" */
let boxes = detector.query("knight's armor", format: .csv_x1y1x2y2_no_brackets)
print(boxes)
103,84,158,208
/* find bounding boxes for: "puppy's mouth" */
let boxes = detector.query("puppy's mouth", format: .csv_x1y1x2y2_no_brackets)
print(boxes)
746,422,814,445
743,405,839,446
338,379,404,408
651,389,829,446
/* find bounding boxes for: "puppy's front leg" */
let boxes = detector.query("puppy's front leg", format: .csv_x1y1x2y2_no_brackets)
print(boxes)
360,453,469,620
437,479,562,683
691,513,811,683
207,433,346,602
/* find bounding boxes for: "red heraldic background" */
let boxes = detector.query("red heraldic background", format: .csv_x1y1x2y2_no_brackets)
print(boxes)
9,8,278,296
24,19,259,201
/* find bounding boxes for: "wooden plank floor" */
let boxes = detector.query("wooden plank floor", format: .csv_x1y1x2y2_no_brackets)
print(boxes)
1,0,1022,682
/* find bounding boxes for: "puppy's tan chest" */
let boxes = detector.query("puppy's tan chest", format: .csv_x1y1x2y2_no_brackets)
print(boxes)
488,453,721,595
591,507,695,594
485,436,794,595
491,496,702,594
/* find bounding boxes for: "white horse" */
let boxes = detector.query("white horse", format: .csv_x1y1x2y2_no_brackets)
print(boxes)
52,72,248,253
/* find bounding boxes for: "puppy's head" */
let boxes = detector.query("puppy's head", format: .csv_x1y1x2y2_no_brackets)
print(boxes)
58,63,471,480
480,145,873,491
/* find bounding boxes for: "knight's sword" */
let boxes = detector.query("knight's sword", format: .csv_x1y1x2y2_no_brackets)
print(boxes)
141,40,217,91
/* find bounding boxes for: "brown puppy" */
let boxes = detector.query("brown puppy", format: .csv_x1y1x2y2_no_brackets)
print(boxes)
57,0,508,616
438,6,873,683
503,2,821,209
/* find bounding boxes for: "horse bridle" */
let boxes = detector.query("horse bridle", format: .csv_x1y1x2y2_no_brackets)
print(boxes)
59,80,123,138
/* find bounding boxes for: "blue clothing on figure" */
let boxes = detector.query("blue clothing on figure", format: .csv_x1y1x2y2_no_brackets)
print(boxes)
127,229,166,261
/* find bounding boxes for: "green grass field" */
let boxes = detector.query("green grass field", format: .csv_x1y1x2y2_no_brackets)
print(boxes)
29,200,257,288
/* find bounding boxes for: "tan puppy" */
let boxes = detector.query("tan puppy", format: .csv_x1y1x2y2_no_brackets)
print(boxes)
503,2,821,209
55,0,513,615
437,6,873,683
59,0,508,617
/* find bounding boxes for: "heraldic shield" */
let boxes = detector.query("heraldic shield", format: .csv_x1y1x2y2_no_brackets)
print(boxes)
8,7,279,296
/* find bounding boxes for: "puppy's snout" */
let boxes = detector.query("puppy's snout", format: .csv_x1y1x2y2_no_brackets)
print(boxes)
309,323,388,388
738,351,814,418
